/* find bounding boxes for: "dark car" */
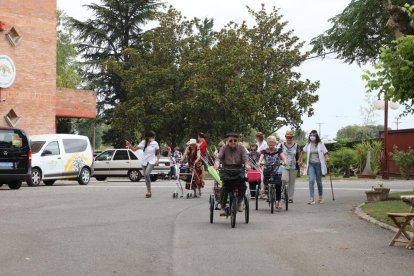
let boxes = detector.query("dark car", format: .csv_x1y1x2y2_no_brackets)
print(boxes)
0,127,31,189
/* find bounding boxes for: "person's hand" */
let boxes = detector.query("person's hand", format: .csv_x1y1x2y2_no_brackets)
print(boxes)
125,140,131,148
155,161,159,166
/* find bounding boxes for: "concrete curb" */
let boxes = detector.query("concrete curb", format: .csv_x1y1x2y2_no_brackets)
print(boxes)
354,202,400,233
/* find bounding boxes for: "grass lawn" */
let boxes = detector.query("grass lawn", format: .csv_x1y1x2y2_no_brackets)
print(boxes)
362,192,414,232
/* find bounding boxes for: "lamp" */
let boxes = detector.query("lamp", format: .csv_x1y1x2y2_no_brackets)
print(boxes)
373,99,399,179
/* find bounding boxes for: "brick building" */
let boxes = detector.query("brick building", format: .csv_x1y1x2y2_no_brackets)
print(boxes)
0,0,96,135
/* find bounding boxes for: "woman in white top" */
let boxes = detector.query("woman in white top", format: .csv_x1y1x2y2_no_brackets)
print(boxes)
256,132,268,153
126,130,160,198
299,130,329,205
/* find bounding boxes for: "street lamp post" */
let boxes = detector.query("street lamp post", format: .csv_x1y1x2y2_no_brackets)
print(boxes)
373,99,399,180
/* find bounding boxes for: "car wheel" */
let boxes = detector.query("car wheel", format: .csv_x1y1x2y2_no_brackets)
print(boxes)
43,180,56,186
128,169,142,182
27,168,42,186
95,176,107,181
78,167,91,185
8,181,22,190
150,175,158,182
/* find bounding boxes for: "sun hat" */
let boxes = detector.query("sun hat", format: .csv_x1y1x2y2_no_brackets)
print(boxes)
186,138,197,145
285,130,294,137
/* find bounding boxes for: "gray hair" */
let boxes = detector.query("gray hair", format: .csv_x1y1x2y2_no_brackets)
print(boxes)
267,135,277,143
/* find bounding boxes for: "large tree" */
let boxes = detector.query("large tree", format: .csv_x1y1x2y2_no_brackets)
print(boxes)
310,0,414,65
108,5,319,147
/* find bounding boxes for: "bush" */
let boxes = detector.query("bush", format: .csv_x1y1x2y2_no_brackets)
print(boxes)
391,146,414,179
330,147,357,177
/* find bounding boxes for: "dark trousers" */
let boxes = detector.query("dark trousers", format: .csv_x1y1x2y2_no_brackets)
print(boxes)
220,178,246,209
264,174,282,201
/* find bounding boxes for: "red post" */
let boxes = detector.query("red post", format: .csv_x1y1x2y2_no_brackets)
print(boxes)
383,100,389,179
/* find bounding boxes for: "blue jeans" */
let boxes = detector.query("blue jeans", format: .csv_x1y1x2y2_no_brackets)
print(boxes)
308,162,323,199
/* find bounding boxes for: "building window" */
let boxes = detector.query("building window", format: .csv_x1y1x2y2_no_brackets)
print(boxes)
6,27,21,47
4,109,20,127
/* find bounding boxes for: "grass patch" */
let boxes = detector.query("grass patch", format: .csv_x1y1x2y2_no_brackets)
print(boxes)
362,191,414,232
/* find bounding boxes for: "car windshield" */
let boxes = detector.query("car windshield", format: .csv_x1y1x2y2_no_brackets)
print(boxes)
0,129,28,149
30,141,46,154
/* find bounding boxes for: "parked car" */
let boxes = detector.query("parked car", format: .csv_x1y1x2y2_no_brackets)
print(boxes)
0,127,31,189
92,149,171,182
28,134,93,186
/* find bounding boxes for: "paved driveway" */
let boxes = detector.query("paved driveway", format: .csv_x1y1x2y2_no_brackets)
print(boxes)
0,178,413,275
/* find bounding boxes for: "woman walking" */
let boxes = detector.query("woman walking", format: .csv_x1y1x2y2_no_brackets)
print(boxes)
126,131,160,198
281,130,301,203
299,130,329,205
181,138,204,197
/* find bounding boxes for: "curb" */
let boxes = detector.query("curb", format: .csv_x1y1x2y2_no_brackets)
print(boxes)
354,203,400,233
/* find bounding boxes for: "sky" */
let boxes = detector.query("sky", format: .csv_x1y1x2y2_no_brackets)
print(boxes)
57,0,414,139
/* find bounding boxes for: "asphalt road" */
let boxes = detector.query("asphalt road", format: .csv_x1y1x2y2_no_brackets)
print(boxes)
0,178,413,276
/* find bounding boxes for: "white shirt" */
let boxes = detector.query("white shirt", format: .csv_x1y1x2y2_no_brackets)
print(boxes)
257,140,268,153
138,140,159,165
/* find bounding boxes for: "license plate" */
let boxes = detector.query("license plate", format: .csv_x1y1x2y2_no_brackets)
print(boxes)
0,162,13,167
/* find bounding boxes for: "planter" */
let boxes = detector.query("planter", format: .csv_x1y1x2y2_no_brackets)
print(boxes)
373,187,390,201
357,174,377,179
365,190,383,202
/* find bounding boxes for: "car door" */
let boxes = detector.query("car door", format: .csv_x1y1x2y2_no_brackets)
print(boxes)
93,150,115,177
40,141,64,179
110,150,131,176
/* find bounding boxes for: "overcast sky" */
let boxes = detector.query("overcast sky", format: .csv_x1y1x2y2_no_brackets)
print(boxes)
57,0,414,139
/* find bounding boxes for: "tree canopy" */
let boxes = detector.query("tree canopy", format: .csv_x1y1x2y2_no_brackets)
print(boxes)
106,5,319,147
336,124,386,143
310,0,414,65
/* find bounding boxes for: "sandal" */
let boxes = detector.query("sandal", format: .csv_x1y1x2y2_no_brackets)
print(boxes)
145,192,152,198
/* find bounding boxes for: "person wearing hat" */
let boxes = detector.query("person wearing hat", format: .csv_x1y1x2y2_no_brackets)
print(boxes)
215,132,250,215
281,130,301,203
181,138,204,197
125,130,159,198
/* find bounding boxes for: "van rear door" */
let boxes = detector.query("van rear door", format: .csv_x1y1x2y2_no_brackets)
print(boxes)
0,129,30,175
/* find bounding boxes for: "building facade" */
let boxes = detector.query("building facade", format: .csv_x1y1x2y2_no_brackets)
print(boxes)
0,0,96,135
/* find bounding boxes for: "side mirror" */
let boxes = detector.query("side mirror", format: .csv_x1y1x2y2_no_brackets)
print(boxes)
42,150,53,156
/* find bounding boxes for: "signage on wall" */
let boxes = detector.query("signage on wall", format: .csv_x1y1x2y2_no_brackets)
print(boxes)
0,55,16,88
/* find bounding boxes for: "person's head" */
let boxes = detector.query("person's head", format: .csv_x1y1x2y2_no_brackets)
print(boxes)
225,132,239,148
174,146,180,152
285,130,294,142
308,130,321,144
198,132,205,140
249,143,258,153
255,132,264,142
218,141,225,149
144,130,156,146
186,138,197,149
267,136,277,150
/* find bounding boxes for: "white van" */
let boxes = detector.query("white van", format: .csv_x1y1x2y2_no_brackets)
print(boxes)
28,134,93,186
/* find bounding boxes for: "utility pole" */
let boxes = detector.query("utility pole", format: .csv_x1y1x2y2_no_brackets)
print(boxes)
316,122,323,136
393,117,400,130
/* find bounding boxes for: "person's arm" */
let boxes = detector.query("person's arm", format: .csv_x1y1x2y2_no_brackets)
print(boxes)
298,144,307,166
280,152,288,165
181,147,189,162
241,146,250,169
214,146,225,169
258,153,264,165
195,147,201,163
155,149,160,166
125,140,142,151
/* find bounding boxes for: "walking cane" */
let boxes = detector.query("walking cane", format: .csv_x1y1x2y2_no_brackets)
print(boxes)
328,164,335,201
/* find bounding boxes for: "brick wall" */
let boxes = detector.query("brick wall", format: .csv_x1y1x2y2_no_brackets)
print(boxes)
56,88,97,119
0,0,57,135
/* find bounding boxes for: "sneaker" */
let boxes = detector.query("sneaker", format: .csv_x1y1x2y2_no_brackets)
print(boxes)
237,202,244,212
288,199,293,203
308,199,315,205
318,198,324,204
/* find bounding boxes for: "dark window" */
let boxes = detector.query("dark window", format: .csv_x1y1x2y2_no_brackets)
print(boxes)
95,150,115,161
0,129,28,149
113,150,129,161
129,151,138,160
30,141,46,154
62,139,88,153
42,141,60,156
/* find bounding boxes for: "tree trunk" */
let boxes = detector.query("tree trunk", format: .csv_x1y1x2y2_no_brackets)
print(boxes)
384,0,414,38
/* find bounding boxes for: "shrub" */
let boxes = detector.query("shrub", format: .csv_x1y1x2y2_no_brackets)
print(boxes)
330,147,357,177
391,146,414,179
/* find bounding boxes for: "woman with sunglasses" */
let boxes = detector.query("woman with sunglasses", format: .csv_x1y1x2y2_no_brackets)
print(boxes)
248,144,261,165
299,130,329,205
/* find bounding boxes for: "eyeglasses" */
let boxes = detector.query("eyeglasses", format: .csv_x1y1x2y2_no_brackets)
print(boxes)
250,149,257,151
228,139,238,143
